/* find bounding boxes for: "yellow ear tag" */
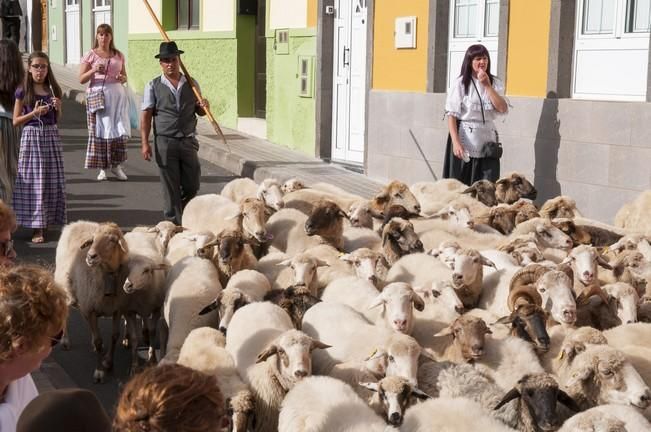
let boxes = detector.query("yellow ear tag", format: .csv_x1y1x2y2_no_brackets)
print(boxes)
602,246,609,255
365,348,378,360
557,350,565,361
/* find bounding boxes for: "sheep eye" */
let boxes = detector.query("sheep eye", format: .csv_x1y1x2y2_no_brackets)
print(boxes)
526,390,534,397
538,287,546,293
541,231,551,238
395,192,403,199
602,369,613,376
143,268,150,274
388,355,395,363
354,261,361,267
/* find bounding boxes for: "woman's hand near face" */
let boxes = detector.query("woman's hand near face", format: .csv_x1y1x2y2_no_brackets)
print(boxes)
477,68,490,86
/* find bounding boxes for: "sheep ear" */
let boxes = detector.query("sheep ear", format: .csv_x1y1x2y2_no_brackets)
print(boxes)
203,237,221,248
365,348,386,361
461,186,476,195
560,255,574,265
430,208,448,219
480,255,497,268
315,258,330,268
198,292,223,315
359,382,379,393
420,348,437,361
412,292,425,311
495,179,508,186
225,211,242,221
557,390,581,412
558,341,585,364
310,339,331,351
277,258,292,267
146,226,158,233
153,263,170,271
175,226,188,233
80,238,93,250
596,254,612,270
374,191,390,204
339,253,355,263
494,388,521,410
256,344,279,363
368,294,386,309
411,387,431,400
494,315,514,325
434,325,453,337
118,238,129,253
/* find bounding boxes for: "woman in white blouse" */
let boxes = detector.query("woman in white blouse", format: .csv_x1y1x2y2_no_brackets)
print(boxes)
443,44,508,185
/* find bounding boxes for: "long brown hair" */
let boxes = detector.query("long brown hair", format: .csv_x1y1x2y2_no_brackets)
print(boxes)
93,23,122,58
0,40,24,110
23,52,62,109
459,44,495,95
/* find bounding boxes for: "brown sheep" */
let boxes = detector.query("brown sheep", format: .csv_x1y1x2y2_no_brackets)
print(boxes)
211,229,258,287
462,179,498,207
495,173,537,204
511,200,540,225
381,217,424,265
264,285,321,330
540,196,580,220
433,314,492,363
370,180,421,218
304,199,348,251
473,206,519,235
552,218,622,248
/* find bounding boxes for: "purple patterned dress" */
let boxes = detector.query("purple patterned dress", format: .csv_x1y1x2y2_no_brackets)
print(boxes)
12,89,67,228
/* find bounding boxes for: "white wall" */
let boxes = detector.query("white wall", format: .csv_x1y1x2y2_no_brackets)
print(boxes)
129,0,161,34
269,0,307,29
203,0,234,32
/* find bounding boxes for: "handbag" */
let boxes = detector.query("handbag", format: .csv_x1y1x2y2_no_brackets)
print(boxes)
471,79,503,160
86,59,110,114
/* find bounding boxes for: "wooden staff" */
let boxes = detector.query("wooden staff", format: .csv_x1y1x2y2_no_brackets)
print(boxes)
141,0,228,146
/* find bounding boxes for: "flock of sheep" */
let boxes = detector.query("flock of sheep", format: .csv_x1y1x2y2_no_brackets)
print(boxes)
52,173,651,431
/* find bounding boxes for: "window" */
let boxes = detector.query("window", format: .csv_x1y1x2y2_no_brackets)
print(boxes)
454,0,478,37
177,0,200,30
94,0,111,7
582,0,615,34
484,0,499,36
626,0,651,32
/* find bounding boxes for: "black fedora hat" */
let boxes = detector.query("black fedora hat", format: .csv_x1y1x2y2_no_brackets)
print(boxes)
155,41,184,59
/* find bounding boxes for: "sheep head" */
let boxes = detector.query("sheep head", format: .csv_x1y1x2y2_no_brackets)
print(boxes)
366,333,425,386
449,249,494,309
540,196,579,220
534,220,574,250
561,244,613,286
82,222,128,272
348,200,374,229
304,200,347,250
360,376,430,427
281,177,305,194
256,178,285,211
511,199,541,225
255,329,330,388
495,173,537,204
415,281,465,315
428,240,462,269
487,206,518,234
495,303,550,354
435,315,491,362
551,218,592,247
371,180,421,218
198,289,253,335
368,282,424,334
278,253,328,295
381,217,423,265
228,390,256,432
340,248,384,285
495,373,579,431
122,255,169,294
432,203,474,229
263,287,321,330
462,179,497,207
235,198,273,243
147,220,185,253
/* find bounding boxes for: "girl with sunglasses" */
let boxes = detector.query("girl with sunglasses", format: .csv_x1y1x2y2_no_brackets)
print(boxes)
0,264,69,432
12,51,66,244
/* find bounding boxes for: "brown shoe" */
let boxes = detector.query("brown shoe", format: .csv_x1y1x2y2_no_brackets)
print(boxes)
32,229,45,244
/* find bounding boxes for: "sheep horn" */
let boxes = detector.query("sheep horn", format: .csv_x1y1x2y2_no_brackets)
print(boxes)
494,388,521,410
596,254,613,270
575,283,609,306
507,285,543,311
509,264,550,294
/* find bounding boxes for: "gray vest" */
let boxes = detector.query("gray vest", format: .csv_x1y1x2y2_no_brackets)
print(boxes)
152,76,197,138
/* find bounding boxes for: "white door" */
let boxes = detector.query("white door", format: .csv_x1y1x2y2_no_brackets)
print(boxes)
573,0,650,101
331,0,367,165
65,0,81,64
93,0,112,28
447,0,500,88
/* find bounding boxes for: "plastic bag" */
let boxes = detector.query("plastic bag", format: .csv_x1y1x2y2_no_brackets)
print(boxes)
125,85,140,130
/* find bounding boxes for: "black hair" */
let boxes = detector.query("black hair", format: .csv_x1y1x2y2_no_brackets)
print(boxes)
0,40,24,110
459,44,495,95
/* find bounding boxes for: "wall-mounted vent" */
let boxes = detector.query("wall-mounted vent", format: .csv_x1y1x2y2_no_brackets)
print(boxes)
298,56,314,98
275,29,289,55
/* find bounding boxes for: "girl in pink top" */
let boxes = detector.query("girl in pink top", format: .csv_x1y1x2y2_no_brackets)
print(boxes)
79,24,130,181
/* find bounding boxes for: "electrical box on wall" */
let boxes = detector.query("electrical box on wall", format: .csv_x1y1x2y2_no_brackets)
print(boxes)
394,16,417,49
275,29,289,55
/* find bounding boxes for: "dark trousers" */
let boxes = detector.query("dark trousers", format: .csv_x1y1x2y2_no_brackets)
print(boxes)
442,133,500,185
154,135,201,225
2,17,20,47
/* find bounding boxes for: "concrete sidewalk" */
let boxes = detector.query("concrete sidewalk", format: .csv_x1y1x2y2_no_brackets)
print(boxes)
51,63,384,199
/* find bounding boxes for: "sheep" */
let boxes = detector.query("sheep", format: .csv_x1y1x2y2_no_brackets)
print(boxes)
540,196,582,219
302,302,432,385
124,230,162,259
263,285,321,329
182,195,273,258
416,219,506,253
339,248,387,287
614,190,651,234
361,375,430,426
493,303,551,355
54,221,130,382
267,204,345,256
283,188,359,216
560,244,613,298
347,199,374,229
280,177,305,194
369,180,421,218
213,228,258,287
511,199,541,226
473,205,519,235
496,236,546,266
602,251,650,297
164,230,219,265
540,325,607,374
198,269,271,334
463,179,498,207
427,201,477,229
380,217,424,265
410,179,483,217
161,256,222,362
575,282,640,329
225,302,330,432
342,225,382,252
558,404,650,432
553,217,623,248
495,173,537,204
438,365,580,431
510,218,574,251
428,240,462,268
610,234,651,261
221,177,285,211
177,327,256,432
431,314,493,364
387,249,494,309
401,397,518,432
320,277,425,334
277,376,388,432
557,342,651,411
131,220,184,255
256,251,328,295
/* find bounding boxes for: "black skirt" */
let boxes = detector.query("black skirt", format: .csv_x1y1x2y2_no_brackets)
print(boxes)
442,133,500,186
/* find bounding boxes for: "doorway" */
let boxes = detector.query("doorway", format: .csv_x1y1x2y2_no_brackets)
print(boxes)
65,0,81,64
255,0,266,118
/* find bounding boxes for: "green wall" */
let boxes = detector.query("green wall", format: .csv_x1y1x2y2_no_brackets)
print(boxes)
82,0,92,53
127,38,239,128
266,33,316,155
48,0,64,64
236,15,255,117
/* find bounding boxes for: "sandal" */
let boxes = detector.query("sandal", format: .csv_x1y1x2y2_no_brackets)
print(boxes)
32,229,45,244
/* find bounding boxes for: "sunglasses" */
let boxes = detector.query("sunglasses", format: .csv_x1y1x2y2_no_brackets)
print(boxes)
49,330,64,347
159,57,178,64
31,64,49,70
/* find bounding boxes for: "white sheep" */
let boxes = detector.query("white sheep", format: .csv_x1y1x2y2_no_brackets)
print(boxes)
283,188,359,216
267,208,340,255
197,269,271,333
165,230,219,265
347,199,376,229
161,256,222,363
321,277,424,334
278,376,387,432
131,220,184,255
280,177,305,194
302,301,431,386
342,225,382,252
177,327,255,431
614,190,651,235
225,302,330,432
221,177,285,211
401,397,518,432
256,251,328,296
124,230,164,259
559,404,650,432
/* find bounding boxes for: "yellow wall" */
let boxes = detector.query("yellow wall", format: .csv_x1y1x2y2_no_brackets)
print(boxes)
307,0,317,28
372,0,429,92
506,0,551,96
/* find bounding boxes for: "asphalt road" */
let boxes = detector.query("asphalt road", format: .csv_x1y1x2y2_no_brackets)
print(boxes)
13,96,237,414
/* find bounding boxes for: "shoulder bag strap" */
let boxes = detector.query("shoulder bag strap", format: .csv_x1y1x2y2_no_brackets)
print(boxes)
471,79,485,125
100,59,110,91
